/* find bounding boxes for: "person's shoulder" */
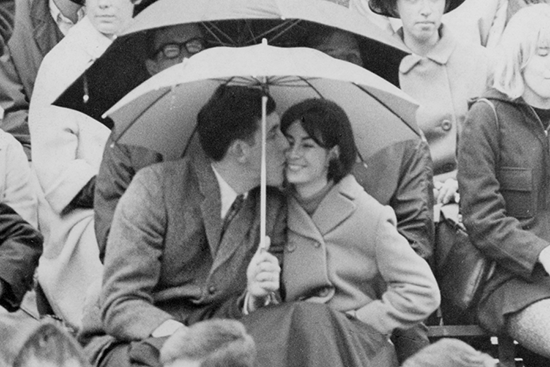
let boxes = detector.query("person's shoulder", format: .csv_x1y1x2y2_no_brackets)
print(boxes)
338,175,385,209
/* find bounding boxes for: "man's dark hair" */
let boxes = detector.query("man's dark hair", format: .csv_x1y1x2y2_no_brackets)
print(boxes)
197,85,276,161
281,98,357,183
160,319,256,367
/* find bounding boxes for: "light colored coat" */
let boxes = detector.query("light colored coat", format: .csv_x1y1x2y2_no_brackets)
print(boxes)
0,130,36,227
396,25,490,180
28,16,112,330
283,175,440,335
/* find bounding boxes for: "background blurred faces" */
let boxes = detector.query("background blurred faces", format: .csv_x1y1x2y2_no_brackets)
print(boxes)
397,0,445,45
146,24,205,75
86,0,135,38
522,40,550,108
312,29,364,67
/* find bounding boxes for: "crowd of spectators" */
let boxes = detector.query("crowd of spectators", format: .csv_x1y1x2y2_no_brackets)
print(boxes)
0,0,549,366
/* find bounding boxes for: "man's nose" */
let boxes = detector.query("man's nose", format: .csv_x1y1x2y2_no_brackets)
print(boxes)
98,0,112,8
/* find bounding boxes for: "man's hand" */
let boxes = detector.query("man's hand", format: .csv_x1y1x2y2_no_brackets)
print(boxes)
434,178,459,205
246,237,280,312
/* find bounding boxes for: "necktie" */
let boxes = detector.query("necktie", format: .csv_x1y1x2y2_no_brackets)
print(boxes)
221,194,245,236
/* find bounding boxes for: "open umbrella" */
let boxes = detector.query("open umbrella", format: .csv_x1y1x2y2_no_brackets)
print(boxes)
102,43,419,243
53,0,409,122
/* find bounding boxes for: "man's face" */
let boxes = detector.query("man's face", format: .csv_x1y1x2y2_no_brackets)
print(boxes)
86,0,135,38
314,30,364,67
247,112,289,187
397,0,445,44
146,24,205,75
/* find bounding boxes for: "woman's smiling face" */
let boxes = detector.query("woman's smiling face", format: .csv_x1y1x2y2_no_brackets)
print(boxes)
284,121,332,196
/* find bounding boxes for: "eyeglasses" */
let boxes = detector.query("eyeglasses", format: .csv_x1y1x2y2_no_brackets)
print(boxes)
154,38,206,60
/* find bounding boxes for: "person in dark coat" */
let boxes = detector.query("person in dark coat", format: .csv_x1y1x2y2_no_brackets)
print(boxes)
458,3,550,359
0,202,42,312
0,0,84,159
94,22,205,261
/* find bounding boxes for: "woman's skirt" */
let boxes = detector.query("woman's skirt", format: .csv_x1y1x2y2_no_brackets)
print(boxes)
241,302,398,367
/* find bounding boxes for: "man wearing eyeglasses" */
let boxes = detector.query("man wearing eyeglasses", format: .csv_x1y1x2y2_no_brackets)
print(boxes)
145,23,205,76
94,23,206,262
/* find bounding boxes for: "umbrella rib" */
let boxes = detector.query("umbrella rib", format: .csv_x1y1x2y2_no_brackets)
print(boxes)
297,76,324,98
113,88,172,145
353,83,419,137
250,19,302,45
202,21,236,46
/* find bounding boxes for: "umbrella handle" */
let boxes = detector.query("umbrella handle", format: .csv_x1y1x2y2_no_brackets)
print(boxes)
260,95,268,251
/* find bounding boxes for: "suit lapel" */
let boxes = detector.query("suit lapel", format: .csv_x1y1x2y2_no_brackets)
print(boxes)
194,154,223,256
31,0,63,57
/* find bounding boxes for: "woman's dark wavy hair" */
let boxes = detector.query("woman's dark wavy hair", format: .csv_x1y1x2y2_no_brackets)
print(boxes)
281,98,357,184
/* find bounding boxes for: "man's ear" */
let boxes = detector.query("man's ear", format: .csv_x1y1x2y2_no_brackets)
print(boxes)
229,140,250,163
145,59,159,76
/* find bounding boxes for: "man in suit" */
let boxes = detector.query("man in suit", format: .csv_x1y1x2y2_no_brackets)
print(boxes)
80,85,289,367
0,0,84,159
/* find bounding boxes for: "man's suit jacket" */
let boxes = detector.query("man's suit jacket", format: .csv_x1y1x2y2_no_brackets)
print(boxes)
0,0,63,157
283,175,440,336
99,152,286,341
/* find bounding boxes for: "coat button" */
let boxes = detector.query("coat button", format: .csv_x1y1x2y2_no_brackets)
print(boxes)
208,285,216,294
286,242,296,252
313,242,320,248
441,119,452,131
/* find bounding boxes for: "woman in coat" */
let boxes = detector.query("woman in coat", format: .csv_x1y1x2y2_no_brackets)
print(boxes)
458,4,550,358
245,98,440,367
369,0,490,204
28,0,137,331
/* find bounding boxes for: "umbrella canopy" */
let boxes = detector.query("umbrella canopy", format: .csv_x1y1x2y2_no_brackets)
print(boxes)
53,0,409,122
105,43,419,163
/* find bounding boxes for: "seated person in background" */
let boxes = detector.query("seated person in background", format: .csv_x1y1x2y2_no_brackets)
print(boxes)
95,22,205,261
0,312,90,367
0,202,42,313
79,86,288,367
160,319,255,367
369,0,490,205
0,129,37,228
458,4,550,361
28,0,138,331
244,98,440,367
0,129,40,313
309,24,435,362
0,0,83,159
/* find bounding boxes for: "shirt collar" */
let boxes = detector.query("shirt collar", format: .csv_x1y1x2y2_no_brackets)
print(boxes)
398,24,457,74
49,0,85,35
212,165,248,219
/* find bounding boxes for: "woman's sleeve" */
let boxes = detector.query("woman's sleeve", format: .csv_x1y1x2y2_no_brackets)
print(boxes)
355,206,440,335
458,101,549,280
